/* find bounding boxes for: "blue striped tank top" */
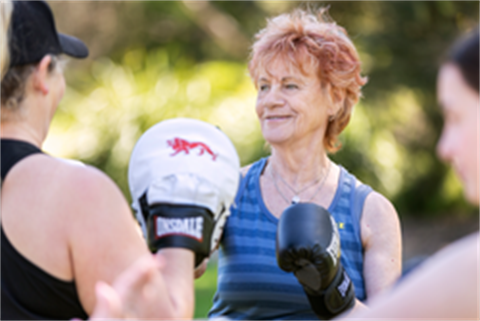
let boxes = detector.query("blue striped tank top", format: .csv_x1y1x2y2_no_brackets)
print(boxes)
209,157,372,320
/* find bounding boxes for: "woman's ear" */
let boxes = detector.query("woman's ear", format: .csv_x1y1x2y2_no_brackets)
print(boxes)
31,55,52,95
326,85,345,119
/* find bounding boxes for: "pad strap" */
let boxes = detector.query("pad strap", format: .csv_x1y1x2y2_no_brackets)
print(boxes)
139,192,214,267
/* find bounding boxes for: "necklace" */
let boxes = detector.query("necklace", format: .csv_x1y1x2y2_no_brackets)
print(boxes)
273,167,322,199
271,161,331,205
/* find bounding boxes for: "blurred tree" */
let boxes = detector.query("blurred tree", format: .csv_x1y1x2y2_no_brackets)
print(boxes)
46,1,478,216
47,52,261,202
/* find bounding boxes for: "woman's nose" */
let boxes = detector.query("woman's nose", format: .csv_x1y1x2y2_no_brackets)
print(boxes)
263,85,284,109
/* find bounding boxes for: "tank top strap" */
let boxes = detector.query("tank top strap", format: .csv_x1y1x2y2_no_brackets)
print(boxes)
345,168,373,244
0,139,88,319
351,183,373,224
330,166,371,301
1,139,43,184
334,166,373,245
248,157,268,180
234,158,267,206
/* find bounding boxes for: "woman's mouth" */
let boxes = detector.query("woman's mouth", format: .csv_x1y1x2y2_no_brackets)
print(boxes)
265,115,291,121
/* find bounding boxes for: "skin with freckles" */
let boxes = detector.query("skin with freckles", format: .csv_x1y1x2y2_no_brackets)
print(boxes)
255,58,334,148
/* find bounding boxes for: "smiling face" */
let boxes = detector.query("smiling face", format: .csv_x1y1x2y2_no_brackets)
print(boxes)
255,57,334,149
437,64,479,205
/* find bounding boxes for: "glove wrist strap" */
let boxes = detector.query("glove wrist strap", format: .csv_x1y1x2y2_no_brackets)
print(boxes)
304,265,356,319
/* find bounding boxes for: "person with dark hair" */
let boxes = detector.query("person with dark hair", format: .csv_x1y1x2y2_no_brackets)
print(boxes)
1,1,240,319
347,27,479,319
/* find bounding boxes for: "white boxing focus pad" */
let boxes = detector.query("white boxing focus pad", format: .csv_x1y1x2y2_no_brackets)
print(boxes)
128,118,240,266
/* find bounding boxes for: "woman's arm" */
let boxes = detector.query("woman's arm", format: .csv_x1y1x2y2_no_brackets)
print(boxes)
360,191,403,298
338,191,402,317
65,165,194,318
347,232,479,319
88,254,167,320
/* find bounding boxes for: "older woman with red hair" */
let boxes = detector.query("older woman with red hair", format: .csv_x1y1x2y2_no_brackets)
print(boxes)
208,9,402,320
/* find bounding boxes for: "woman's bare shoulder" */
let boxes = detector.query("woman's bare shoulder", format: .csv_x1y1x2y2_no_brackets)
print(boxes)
361,191,399,231
15,155,127,209
352,176,397,217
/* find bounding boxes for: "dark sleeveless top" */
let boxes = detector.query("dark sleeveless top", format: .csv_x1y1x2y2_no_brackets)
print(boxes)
1,139,88,320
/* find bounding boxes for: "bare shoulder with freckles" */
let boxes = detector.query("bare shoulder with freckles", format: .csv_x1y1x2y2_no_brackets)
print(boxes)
360,189,402,299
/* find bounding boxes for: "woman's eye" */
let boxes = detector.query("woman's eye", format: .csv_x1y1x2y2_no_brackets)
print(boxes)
259,84,270,91
285,84,298,90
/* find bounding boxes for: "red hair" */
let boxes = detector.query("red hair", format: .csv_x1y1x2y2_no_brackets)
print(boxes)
248,9,367,152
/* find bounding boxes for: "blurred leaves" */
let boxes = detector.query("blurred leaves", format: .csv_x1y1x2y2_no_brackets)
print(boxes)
46,49,263,201
46,1,478,215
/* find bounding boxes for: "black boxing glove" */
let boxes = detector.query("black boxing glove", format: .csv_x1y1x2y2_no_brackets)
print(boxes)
276,203,355,319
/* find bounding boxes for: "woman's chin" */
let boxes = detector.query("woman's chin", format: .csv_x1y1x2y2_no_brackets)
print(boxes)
261,128,292,144
263,134,290,147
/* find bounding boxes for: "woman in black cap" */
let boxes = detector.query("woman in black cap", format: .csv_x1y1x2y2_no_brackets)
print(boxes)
1,1,194,319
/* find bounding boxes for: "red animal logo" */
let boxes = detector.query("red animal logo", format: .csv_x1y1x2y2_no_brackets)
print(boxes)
167,137,217,161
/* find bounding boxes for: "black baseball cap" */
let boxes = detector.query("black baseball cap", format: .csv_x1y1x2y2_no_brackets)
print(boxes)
9,0,89,67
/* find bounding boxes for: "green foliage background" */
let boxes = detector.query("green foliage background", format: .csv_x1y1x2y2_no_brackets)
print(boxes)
48,1,478,217
43,2,478,318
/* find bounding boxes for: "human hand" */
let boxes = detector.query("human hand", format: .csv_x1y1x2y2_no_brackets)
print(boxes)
88,254,166,320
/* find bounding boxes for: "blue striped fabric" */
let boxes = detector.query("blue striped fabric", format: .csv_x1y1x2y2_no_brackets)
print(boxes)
209,158,370,320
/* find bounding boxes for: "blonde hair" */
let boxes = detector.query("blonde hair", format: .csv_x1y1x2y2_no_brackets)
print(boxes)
1,0,13,79
249,8,367,152
1,1,62,122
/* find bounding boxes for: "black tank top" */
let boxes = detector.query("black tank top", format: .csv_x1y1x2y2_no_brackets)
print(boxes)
1,139,88,320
